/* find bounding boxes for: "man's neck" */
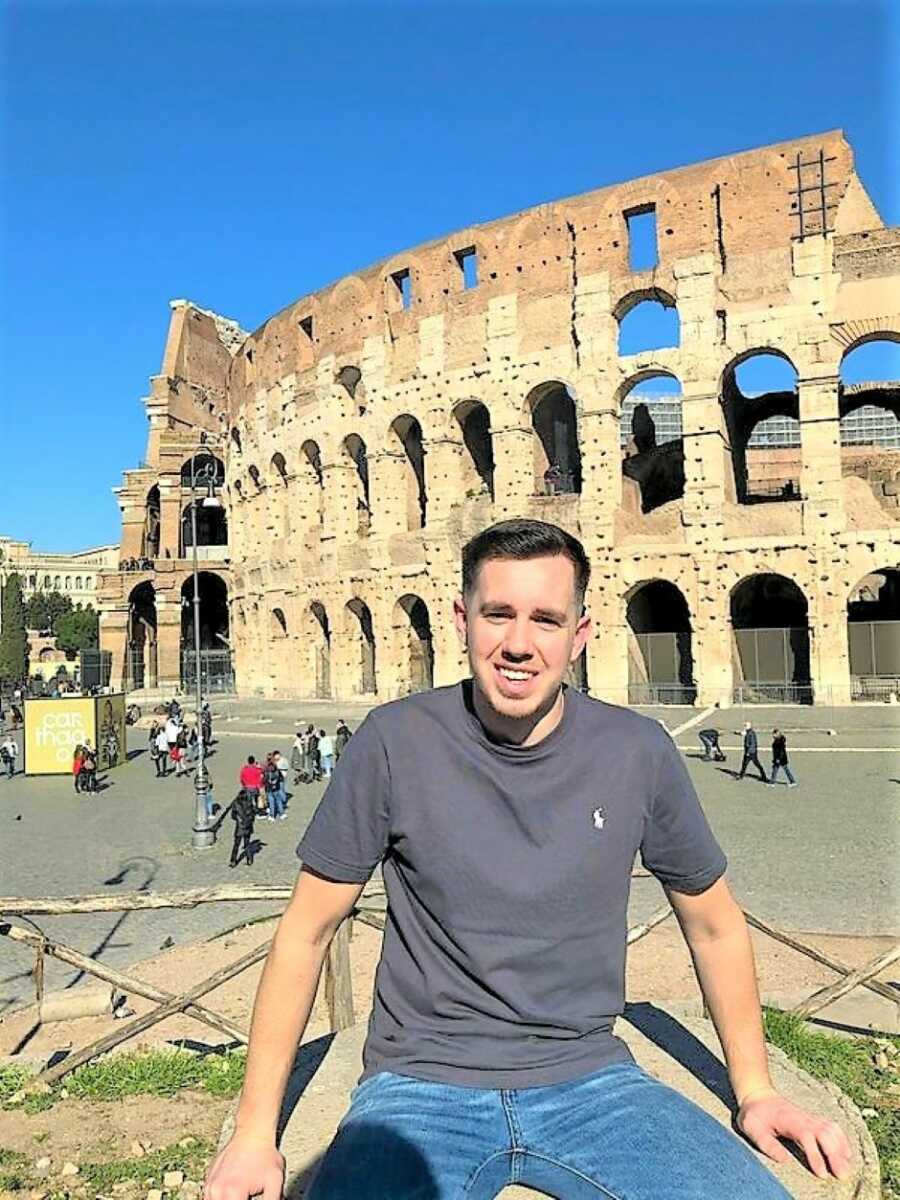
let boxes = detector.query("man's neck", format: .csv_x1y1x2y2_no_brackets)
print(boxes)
471,681,565,747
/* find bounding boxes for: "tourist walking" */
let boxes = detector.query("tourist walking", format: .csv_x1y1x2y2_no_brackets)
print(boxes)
263,752,286,820
164,713,180,752
72,745,85,792
201,701,213,746
290,729,305,785
318,729,335,778
80,743,97,793
1,733,18,779
770,729,797,787
698,728,726,762
734,721,767,783
229,788,256,868
154,726,170,777
305,725,321,781
334,719,352,761
239,755,265,814
172,727,188,777
207,518,850,1200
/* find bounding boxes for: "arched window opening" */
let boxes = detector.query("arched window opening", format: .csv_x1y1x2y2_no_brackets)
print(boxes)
143,485,161,559
271,607,288,637
343,434,371,535
54,576,61,589
230,427,242,453
838,339,900,500
721,352,800,504
620,374,684,513
180,573,232,693
617,293,680,355
393,594,434,694
248,464,262,490
127,581,157,691
453,400,494,500
345,598,377,694
626,580,695,704
44,575,51,588
310,602,332,697
848,568,900,700
301,440,325,533
75,576,82,589
337,365,362,399
180,454,225,488
64,576,72,590
272,452,289,484
390,415,427,529
730,574,811,703
528,382,582,495
181,502,228,556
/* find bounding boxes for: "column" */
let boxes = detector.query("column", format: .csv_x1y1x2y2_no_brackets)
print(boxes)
491,427,533,518
798,374,844,537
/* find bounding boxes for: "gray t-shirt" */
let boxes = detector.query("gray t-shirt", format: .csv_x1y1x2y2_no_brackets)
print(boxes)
296,682,726,1088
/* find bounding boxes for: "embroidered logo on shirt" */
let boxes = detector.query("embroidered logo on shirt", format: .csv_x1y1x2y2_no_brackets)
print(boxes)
592,807,606,831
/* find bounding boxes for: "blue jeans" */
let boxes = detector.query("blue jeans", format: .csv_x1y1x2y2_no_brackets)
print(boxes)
267,785,286,819
321,753,334,778
306,1063,790,1199
770,763,796,784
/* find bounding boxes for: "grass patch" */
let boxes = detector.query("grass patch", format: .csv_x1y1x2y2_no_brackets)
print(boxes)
1,1047,247,1111
79,1135,216,1190
0,1147,30,1193
763,1007,900,1196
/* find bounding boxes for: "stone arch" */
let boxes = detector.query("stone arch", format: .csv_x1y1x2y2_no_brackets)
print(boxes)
309,601,332,698
838,338,900,471
337,364,362,398
300,440,325,537
847,567,900,697
389,415,427,529
75,576,82,589
271,452,289,484
615,288,680,355
392,594,434,695
180,501,228,555
248,464,262,490
720,349,800,504
180,453,225,488
527,381,582,495
64,576,72,590
180,571,229,651
230,426,242,454
127,580,157,690
271,607,288,637
344,598,377,695
618,370,684,513
730,572,811,702
625,579,695,703
452,399,494,500
343,434,371,535
143,485,161,558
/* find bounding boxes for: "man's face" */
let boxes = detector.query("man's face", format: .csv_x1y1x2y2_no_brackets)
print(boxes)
454,554,591,722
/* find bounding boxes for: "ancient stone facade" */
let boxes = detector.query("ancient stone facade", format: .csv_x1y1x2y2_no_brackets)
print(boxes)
100,131,900,705
0,537,117,634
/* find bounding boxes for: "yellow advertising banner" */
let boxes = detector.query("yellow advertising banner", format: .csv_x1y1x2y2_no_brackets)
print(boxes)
24,698,96,775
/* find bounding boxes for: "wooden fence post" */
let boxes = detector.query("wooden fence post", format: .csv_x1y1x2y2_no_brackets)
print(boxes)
324,919,354,1032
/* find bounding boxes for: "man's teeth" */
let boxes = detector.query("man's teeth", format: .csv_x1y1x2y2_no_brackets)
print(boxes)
499,668,531,681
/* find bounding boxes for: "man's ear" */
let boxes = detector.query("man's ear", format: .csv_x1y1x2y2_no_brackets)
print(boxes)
570,611,592,662
453,595,468,647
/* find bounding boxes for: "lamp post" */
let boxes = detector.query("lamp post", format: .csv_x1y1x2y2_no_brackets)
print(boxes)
186,452,222,850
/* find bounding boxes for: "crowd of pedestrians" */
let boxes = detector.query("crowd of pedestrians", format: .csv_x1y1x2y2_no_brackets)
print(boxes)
697,722,798,787
71,741,98,792
147,700,212,779
227,719,353,868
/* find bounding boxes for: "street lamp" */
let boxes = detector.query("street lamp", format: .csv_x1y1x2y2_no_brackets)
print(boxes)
185,451,223,849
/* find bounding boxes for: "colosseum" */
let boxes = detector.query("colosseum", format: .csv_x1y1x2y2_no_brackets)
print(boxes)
98,129,900,707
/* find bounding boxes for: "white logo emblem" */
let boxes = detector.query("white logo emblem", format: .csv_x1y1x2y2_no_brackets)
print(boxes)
592,807,606,831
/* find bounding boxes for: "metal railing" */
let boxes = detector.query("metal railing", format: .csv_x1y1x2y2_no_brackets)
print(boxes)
851,675,900,703
732,682,814,705
628,684,698,706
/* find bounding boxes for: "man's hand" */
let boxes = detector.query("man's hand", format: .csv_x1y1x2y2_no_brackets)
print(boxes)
737,1087,854,1181
204,1132,285,1200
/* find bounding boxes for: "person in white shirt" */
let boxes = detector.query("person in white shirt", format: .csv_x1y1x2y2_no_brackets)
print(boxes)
155,728,171,777
318,730,335,778
1,735,18,779
164,716,180,748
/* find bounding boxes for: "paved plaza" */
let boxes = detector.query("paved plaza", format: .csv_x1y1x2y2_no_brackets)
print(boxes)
0,699,897,1015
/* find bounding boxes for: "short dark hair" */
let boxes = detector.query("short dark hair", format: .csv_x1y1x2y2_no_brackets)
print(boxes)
247,755,255,764
462,519,591,612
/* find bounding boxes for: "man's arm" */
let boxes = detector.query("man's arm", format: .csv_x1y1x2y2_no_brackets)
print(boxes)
204,866,364,1200
667,877,853,1181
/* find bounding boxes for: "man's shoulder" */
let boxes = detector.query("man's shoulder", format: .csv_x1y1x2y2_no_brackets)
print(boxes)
365,683,462,739
569,689,674,748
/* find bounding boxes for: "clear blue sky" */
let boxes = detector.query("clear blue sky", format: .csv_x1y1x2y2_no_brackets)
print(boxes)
1,0,897,552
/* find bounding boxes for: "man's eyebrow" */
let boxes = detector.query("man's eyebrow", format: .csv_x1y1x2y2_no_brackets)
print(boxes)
531,607,568,622
478,601,568,622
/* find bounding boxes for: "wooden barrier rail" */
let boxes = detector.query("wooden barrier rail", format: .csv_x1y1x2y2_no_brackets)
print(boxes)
1,884,896,1085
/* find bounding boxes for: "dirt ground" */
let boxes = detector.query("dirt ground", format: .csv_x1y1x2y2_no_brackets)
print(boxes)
1,918,897,1188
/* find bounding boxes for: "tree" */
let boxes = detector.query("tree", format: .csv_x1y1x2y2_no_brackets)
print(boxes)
46,591,73,633
0,573,28,683
24,591,51,631
55,605,99,659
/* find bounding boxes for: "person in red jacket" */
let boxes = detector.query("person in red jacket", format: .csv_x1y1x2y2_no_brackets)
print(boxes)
239,755,265,813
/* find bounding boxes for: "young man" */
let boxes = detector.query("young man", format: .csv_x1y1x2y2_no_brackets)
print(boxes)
239,755,265,814
205,520,851,1200
770,729,797,787
229,788,257,868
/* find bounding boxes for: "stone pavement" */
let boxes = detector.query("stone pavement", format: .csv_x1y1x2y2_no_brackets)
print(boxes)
1,702,897,1014
218,1012,880,1200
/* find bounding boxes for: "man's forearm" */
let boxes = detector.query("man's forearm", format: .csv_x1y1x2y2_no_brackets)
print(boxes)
686,917,774,1105
233,919,332,1141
